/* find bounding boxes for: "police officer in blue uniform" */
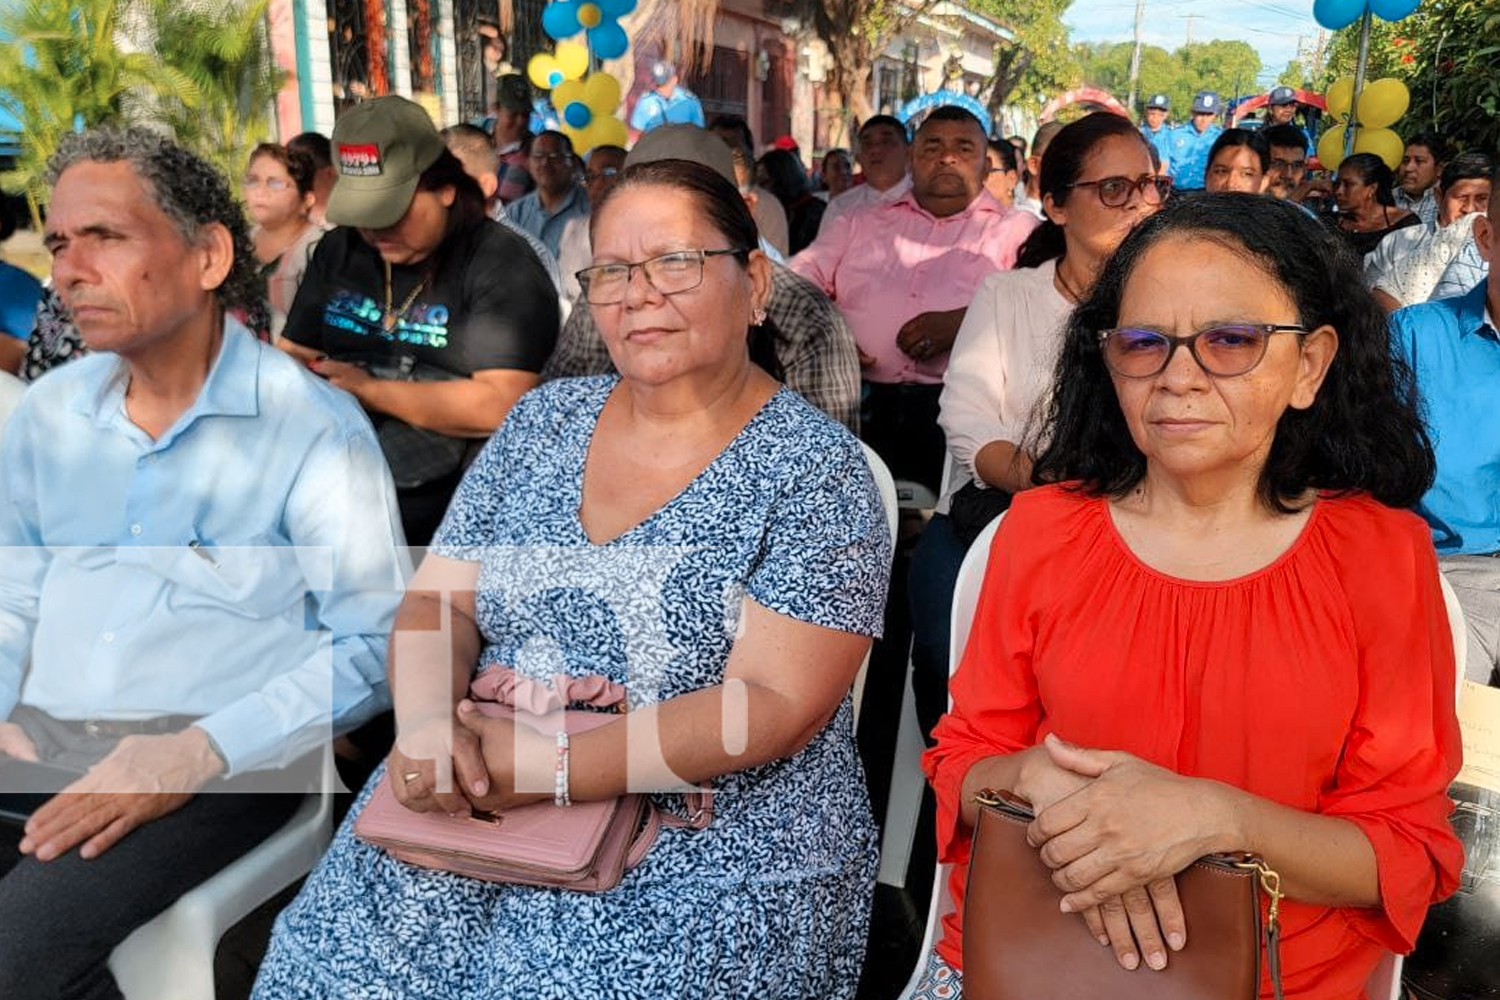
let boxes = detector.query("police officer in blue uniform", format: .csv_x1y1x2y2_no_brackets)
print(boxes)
1265,86,1315,154
1168,91,1223,191
1140,94,1173,176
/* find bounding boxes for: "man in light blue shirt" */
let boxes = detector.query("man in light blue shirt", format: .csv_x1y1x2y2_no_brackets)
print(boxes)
1390,180,1499,685
505,130,590,260
1167,91,1224,191
629,61,706,133
1139,93,1173,176
0,127,408,998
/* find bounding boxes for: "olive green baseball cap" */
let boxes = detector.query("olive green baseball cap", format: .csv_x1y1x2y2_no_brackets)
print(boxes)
326,96,447,230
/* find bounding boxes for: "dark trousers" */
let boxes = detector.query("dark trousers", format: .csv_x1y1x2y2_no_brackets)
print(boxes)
861,382,946,495
907,513,972,741
0,710,303,1000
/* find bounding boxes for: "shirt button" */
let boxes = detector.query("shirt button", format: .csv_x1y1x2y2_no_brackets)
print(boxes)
101,632,115,643
129,524,143,536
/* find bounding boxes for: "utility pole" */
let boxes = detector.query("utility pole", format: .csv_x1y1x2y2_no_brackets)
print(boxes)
1182,13,1199,46
1127,0,1147,112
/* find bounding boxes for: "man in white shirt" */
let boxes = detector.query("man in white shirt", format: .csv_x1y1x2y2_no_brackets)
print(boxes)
819,115,912,232
1394,131,1447,227
1367,152,1493,311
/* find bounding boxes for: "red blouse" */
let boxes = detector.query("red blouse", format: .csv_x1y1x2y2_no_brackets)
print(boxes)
923,485,1463,1000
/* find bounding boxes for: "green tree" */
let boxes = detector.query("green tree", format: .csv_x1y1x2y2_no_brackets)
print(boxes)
965,0,1081,116
1076,37,1261,118
144,0,286,182
0,0,196,224
1277,58,1312,90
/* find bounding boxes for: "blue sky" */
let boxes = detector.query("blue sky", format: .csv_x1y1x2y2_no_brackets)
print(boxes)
1063,0,1324,87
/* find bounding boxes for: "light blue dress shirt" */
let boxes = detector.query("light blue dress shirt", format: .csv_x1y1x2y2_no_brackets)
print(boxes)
505,186,590,261
1390,281,1500,555
0,320,409,774
1139,123,1174,176
628,87,707,132
1167,123,1223,191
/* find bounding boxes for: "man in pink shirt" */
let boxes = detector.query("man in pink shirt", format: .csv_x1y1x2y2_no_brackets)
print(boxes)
791,105,1037,490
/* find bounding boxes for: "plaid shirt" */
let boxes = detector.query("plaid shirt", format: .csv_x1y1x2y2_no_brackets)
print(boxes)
1430,236,1487,301
1393,185,1439,227
541,261,861,432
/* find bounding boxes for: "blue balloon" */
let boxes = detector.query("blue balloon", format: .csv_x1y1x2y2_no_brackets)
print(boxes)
564,102,593,128
542,2,580,41
589,23,629,60
599,0,637,15
1369,0,1419,19
1313,0,1366,30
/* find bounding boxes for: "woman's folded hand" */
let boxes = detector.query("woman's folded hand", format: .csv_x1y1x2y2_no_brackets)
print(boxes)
1025,733,1239,913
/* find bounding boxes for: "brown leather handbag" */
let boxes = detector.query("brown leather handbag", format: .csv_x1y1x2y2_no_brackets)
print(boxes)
963,789,1286,1000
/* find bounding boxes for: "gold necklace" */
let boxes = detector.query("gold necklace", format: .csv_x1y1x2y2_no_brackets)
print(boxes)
383,259,430,334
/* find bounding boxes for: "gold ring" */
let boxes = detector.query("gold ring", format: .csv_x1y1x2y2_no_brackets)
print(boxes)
401,770,422,784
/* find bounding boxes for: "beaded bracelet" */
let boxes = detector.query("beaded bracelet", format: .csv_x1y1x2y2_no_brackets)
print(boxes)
554,730,571,808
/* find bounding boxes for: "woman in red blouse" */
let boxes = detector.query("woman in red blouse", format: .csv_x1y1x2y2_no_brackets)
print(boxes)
921,193,1463,1000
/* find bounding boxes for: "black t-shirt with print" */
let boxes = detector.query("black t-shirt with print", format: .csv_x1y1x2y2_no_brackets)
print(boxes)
284,218,558,377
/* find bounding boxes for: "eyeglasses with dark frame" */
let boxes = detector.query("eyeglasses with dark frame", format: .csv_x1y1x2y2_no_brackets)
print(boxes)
576,248,750,305
1067,175,1173,208
1098,324,1309,378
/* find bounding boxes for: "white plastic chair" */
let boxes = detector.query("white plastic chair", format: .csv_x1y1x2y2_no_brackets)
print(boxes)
892,525,1469,1000
874,451,961,887
108,746,338,1000
852,442,900,725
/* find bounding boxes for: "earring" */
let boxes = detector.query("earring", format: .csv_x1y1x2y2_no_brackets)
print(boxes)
751,306,767,326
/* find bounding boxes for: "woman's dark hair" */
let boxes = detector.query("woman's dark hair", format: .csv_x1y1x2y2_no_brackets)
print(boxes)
1340,153,1398,207
414,148,488,275
248,142,317,197
758,148,810,204
1207,128,1270,172
592,158,784,380
1015,111,1152,269
1030,193,1434,512
986,138,1019,173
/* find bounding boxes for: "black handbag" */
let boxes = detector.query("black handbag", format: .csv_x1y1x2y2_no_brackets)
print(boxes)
363,353,478,490
947,479,1014,548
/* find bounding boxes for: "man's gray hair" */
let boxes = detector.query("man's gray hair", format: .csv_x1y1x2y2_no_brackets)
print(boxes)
48,127,261,313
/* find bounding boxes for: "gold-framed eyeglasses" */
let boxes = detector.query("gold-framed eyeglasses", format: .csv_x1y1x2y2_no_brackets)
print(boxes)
1099,324,1308,378
1068,175,1173,207
577,248,749,305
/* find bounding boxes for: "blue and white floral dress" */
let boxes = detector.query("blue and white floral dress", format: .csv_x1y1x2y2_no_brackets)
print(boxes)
252,376,891,1000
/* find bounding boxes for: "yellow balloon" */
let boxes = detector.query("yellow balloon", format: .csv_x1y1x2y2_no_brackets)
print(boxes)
590,116,627,150
1325,77,1355,119
527,53,562,91
1356,78,1410,130
1353,127,1405,170
556,40,590,81
553,78,585,109
1316,126,1348,171
582,72,622,115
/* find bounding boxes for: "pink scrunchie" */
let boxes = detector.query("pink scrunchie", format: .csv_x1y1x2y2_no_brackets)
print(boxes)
469,666,628,715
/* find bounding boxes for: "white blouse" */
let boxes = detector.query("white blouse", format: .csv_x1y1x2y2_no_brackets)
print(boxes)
937,258,1073,510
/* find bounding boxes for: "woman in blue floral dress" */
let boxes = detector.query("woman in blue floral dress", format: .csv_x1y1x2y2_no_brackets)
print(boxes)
252,158,892,999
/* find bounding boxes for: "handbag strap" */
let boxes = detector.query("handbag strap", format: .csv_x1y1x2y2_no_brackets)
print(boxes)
1234,858,1286,1000
624,790,714,869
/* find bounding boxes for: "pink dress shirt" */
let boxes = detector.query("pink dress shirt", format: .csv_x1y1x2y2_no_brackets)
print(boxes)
789,190,1037,385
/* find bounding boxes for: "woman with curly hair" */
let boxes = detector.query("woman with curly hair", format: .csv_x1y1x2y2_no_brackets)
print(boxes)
920,194,1463,999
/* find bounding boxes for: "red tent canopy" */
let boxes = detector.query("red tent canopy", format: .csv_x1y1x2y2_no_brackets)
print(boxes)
1231,88,1328,124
